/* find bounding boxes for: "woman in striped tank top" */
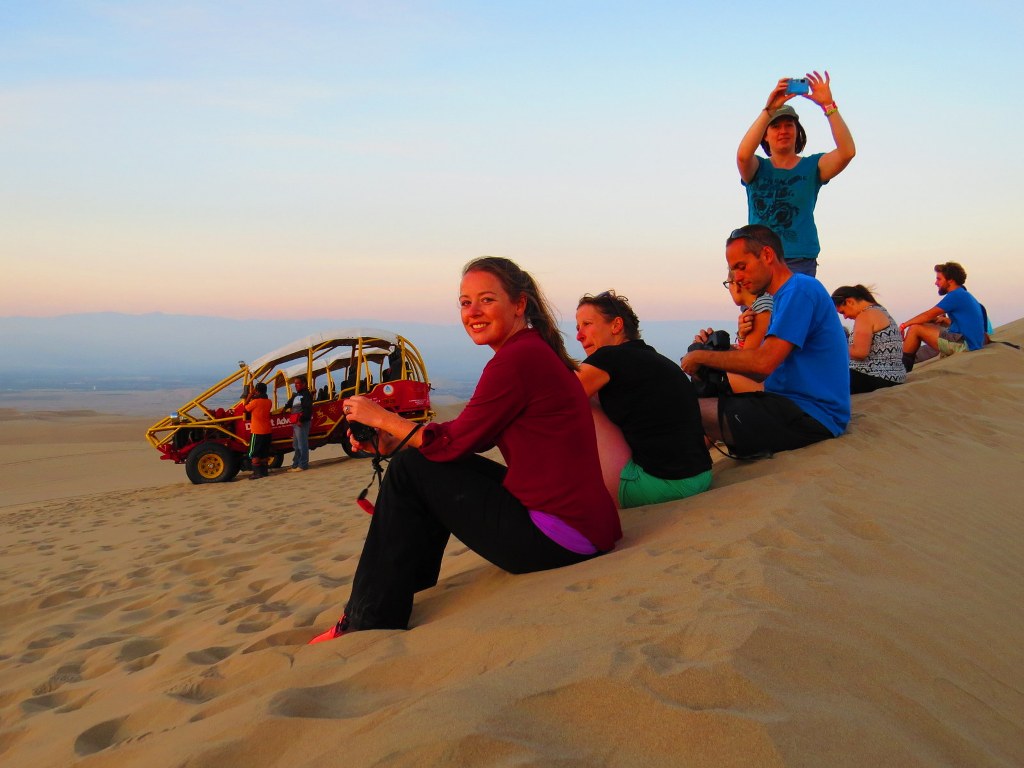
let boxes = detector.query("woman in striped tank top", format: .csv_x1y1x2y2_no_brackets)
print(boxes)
831,285,907,394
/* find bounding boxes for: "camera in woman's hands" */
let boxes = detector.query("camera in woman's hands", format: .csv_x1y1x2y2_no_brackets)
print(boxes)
349,421,377,444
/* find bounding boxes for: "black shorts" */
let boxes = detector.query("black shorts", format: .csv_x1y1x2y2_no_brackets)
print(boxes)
717,392,833,458
249,433,272,459
850,370,900,395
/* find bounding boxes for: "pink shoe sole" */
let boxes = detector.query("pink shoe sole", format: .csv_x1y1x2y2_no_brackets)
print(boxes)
308,617,347,645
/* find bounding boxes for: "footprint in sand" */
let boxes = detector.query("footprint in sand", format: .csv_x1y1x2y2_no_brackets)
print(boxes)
242,628,314,653
74,717,127,756
626,596,680,626
185,645,238,665
37,588,89,609
32,662,84,694
20,689,94,715
219,564,256,582
26,626,76,650
123,653,161,673
315,569,352,588
565,577,610,592
611,587,646,602
117,636,164,663
269,681,404,720
165,678,224,704
289,566,317,583
73,716,153,756
74,596,133,620
178,590,214,604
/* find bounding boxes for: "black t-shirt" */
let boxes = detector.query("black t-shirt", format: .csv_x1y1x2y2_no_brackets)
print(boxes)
584,339,711,480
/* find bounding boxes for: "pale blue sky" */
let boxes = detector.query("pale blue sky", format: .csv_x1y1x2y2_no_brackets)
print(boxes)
3,1,1022,327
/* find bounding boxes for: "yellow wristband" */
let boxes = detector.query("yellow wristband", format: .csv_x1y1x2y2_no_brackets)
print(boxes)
823,102,838,116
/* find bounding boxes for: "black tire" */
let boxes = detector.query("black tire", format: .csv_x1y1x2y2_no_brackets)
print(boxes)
185,442,240,484
268,453,285,469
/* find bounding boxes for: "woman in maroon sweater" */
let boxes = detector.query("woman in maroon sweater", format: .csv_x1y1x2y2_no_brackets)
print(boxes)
310,257,621,642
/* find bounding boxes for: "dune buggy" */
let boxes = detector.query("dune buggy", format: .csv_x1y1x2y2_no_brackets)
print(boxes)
145,328,433,484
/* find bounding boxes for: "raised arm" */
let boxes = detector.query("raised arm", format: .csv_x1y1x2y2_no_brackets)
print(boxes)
804,70,856,182
737,78,792,183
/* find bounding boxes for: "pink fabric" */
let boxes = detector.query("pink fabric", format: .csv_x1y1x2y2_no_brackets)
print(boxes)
529,510,597,555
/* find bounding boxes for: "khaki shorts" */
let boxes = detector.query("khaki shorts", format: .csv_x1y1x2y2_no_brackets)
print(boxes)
937,330,969,357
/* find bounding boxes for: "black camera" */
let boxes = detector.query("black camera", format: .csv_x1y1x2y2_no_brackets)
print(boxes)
348,420,377,444
686,329,732,398
691,329,731,352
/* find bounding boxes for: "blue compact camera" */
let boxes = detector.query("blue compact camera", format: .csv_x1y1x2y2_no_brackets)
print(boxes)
786,78,809,95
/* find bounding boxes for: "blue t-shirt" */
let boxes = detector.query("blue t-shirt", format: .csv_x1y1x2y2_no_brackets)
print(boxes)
764,274,851,435
937,287,986,350
743,153,826,261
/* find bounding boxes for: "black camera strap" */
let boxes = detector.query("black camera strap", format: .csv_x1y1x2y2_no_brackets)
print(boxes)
355,423,424,513
708,432,774,462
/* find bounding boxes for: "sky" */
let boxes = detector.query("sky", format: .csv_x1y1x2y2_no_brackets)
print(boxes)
3,0,1023,330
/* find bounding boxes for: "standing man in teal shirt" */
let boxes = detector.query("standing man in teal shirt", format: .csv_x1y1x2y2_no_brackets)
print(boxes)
737,71,856,277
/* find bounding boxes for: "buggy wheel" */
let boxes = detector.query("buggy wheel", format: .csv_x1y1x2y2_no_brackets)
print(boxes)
185,442,239,484
268,453,285,469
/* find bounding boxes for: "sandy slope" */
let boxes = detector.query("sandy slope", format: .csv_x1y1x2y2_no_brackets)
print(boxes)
0,323,1022,767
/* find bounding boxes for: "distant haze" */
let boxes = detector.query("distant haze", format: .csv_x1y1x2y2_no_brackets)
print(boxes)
0,312,716,402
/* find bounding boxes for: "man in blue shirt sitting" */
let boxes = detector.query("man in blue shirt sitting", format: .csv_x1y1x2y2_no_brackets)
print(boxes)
900,262,986,372
681,224,850,458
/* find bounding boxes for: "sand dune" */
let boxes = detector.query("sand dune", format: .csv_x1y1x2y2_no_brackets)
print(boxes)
1,322,1022,767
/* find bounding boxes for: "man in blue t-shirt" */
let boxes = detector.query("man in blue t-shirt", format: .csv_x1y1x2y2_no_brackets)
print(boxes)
900,262,986,371
681,225,850,458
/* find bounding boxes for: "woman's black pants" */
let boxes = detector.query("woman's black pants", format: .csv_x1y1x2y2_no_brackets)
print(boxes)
344,449,594,631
